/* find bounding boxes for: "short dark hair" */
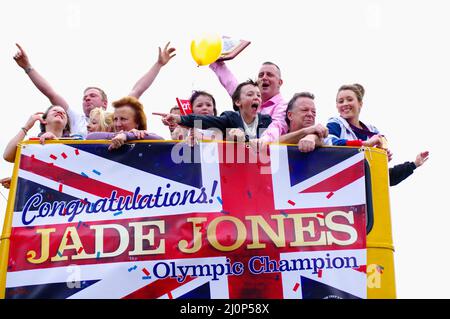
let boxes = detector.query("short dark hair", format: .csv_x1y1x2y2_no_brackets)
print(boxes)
84,86,108,102
285,92,315,127
189,91,217,116
231,79,259,111
262,61,281,77
169,105,179,113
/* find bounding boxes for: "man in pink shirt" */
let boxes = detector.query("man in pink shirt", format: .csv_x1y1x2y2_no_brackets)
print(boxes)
209,60,288,142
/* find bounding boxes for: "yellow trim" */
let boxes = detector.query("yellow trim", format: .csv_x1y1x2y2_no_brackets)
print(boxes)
0,142,23,298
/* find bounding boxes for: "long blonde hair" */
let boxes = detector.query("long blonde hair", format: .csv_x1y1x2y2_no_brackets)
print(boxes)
89,107,113,132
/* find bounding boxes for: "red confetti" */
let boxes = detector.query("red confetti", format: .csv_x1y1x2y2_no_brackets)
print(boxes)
353,265,367,273
318,269,323,278
31,154,35,160
293,283,300,292
287,200,296,206
316,213,325,219
326,192,334,199
142,268,150,276
75,149,80,155
77,247,84,254
61,152,67,159
58,184,63,192
50,154,57,160
168,292,173,299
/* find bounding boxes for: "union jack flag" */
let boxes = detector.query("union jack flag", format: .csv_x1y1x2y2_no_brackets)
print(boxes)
5,142,367,299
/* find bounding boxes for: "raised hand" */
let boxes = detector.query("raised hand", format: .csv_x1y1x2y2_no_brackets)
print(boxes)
13,43,32,69
24,112,46,131
158,42,176,66
414,151,429,168
153,112,180,127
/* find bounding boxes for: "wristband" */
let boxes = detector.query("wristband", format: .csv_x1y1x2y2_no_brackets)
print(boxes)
24,67,33,74
21,127,28,135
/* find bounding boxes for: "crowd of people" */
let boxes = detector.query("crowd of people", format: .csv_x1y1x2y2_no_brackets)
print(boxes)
0,42,429,190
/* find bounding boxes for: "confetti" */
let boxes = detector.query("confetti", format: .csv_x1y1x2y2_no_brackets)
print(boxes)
61,152,68,159
50,154,57,160
220,210,230,214
113,211,123,216
57,251,63,258
316,213,325,219
167,292,173,299
96,252,100,259
326,192,334,199
128,265,138,272
293,283,300,292
77,221,82,229
281,212,288,217
77,247,84,254
318,269,323,278
142,276,152,280
247,191,252,198
75,149,80,155
81,172,89,178
287,200,295,206
217,196,223,205
58,184,63,192
142,268,150,276
92,169,101,176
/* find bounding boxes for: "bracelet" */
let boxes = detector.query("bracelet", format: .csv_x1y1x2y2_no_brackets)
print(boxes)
21,127,28,135
24,67,33,74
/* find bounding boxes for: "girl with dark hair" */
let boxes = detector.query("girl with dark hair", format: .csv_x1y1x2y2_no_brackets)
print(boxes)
3,105,74,163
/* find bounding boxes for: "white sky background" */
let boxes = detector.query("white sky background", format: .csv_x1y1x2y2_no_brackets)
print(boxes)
0,0,448,298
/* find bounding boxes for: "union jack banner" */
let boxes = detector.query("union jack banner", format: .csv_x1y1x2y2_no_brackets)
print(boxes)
4,141,367,299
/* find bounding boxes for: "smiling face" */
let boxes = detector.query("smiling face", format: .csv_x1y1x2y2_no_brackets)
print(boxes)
235,84,262,122
46,106,68,127
336,89,362,122
113,105,138,132
192,94,215,115
257,64,283,102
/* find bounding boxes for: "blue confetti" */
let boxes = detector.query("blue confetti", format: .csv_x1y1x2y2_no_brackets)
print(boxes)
57,251,63,257
96,252,101,259
81,172,88,178
113,211,123,216
92,169,101,176
281,211,288,217
217,196,223,205
128,265,138,272
77,221,82,229
221,210,230,214
142,276,152,280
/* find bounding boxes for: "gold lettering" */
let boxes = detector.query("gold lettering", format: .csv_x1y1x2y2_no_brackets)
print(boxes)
246,215,286,249
178,217,207,254
129,221,165,255
325,210,357,246
27,228,56,264
207,216,246,251
289,213,326,247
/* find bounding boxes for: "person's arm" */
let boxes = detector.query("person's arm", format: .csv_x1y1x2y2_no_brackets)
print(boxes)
297,134,323,153
259,103,288,143
209,61,239,96
13,43,69,110
389,162,416,186
3,112,46,163
278,124,328,144
158,112,232,133
128,42,176,99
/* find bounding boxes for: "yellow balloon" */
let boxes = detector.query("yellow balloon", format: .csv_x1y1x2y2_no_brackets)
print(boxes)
190,34,223,66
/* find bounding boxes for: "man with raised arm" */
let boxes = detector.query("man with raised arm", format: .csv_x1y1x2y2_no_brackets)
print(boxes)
210,60,287,142
13,42,175,137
